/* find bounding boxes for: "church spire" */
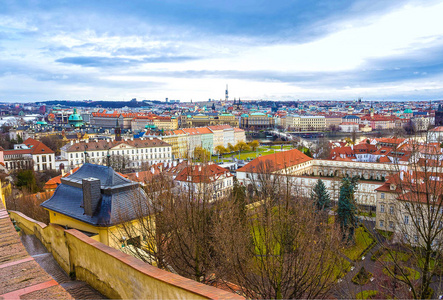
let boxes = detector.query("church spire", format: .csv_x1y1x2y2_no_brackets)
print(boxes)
115,117,122,141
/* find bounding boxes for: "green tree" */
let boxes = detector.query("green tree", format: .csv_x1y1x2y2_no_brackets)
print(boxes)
337,176,358,242
16,169,39,193
194,146,210,162
232,177,247,221
17,134,23,144
248,140,260,151
215,145,227,156
312,179,331,211
227,143,237,153
236,141,250,153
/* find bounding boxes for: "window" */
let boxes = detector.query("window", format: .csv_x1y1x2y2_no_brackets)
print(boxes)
414,235,418,243
379,220,384,227
380,204,385,213
390,206,394,214
70,153,73,158
404,215,409,225
381,193,385,199
37,156,39,163
389,221,394,229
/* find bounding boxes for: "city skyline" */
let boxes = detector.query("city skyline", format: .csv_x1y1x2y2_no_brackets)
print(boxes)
1,0,443,102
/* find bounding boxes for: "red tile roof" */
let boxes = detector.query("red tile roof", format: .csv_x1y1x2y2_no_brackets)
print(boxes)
237,149,312,173
3,138,54,155
175,163,232,183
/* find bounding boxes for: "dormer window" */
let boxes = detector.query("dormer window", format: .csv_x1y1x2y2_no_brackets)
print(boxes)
390,184,396,191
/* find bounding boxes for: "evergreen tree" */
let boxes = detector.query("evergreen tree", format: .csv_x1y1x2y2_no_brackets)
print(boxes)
337,176,359,242
232,177,247,222
312,179,331,211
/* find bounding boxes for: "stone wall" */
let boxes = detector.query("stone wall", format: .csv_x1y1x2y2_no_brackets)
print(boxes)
9,211,243,300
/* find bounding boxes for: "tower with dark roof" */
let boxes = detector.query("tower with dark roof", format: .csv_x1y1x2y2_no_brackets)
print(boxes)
225,84,228,102
115,117,122,141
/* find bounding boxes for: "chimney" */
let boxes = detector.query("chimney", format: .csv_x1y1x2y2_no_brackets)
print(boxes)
173,160,177,167
70,140,74,145
82,177,101,216
151,167,155,174
136,172,139,178
400,171,404,181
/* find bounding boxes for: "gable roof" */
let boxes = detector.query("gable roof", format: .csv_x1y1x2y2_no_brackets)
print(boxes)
4,138,54,156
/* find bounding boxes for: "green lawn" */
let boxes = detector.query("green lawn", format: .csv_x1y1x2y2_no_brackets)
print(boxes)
383,265,420,281
383,251,411,262
342,226,375,261
332,258,352,280
356,290,378,299
215,145,294,161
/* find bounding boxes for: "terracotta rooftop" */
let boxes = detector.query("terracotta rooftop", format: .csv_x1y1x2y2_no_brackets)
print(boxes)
237,149,312,173
3,138,54,156
175,163,232,183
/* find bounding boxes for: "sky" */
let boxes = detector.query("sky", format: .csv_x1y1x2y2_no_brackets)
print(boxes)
1,0,443,102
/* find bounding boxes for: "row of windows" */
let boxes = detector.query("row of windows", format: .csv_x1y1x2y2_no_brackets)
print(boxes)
379,204,394,214
36,155,52,163
70,147,171,158
379,220,394,229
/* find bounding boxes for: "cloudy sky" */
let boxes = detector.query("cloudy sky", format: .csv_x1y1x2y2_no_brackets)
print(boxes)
1,0,443,102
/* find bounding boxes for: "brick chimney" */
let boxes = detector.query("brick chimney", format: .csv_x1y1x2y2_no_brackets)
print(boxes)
82,177,101,216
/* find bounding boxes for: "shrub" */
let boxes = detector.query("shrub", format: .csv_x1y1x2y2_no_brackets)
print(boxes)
352,266,373,285
371,249,384,261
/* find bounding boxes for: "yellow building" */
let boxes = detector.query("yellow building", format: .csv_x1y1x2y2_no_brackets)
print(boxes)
41,163,151,248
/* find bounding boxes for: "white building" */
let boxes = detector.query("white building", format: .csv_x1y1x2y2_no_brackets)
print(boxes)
60,137,172,171
2,138,55,171
174,162,234,201
339,122,359,133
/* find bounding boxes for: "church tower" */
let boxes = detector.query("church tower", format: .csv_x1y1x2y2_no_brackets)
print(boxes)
115,117,122,141
225,84,228,102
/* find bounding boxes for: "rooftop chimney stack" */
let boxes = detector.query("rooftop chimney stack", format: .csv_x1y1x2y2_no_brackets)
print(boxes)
82,177,101,216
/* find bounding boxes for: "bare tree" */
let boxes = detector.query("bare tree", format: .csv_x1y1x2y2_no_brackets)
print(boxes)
376,137,443,298
213,160,345,299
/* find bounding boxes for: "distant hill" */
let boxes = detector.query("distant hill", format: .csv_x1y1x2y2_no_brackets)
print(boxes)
42,99,162,108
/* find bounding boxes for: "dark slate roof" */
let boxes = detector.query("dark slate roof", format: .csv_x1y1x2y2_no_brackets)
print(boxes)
63,163,130,187
41,163,150,226
342,115,360,120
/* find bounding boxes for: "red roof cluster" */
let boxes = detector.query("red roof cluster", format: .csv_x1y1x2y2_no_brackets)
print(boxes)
175,163,232,183
3,138,54,156
237,149,312,173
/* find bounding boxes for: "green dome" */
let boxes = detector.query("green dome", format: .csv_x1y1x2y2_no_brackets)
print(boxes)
404,108,413,114
36,120,47,125
68,108,84,127
68,108,83,121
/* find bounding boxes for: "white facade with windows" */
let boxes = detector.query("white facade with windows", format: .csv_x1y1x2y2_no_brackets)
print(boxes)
61,137,172,171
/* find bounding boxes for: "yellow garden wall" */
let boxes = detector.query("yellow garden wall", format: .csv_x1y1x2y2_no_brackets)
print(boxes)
9,210,243,300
